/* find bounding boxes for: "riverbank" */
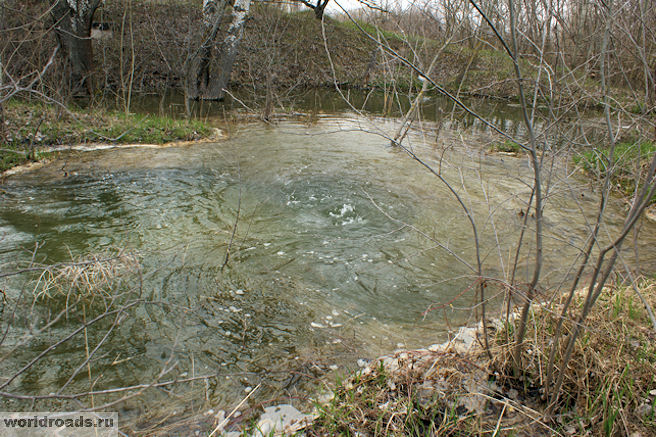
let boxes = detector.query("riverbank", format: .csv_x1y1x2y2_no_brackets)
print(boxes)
0,100,215,174
216,279,656,436
573,139,656,207
3,2,639,108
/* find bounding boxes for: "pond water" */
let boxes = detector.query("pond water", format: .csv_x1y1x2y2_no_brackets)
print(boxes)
0,111,653,429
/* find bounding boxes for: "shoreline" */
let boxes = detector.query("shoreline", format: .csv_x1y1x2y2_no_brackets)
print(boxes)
212,281,656,436
0,127,227,180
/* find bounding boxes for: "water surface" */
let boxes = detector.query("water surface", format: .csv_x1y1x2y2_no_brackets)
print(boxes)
0,115,653,427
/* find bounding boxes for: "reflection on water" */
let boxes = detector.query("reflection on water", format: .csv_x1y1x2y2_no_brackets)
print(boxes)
125,88,537,137
0,115,653,427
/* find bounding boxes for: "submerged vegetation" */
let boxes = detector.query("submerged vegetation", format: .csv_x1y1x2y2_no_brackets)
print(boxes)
33,249,141,304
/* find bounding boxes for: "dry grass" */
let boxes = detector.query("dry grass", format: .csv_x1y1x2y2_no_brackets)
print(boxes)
307,279,656,437
307,345,558,436
33,249,141,306
308,352,482,436
492,278,656,436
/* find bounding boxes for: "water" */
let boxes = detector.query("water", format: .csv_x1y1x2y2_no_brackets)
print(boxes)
0,114,653,428
124,88,537,138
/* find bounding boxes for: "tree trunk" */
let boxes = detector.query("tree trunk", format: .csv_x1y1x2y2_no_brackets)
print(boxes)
188,0,227,100
200,0,251,101
297,0,329,20
361,48,378,87
314,0,328,20
51,0,102,96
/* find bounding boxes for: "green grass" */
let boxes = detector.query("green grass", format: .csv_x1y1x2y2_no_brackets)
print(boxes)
93,112,210,144
1,100,213,172
489,139,522,154
573,139,656,203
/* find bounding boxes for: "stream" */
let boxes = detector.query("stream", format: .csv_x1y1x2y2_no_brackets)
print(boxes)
1,107,654,428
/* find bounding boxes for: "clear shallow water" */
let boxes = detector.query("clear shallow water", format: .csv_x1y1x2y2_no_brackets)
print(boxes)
0,115,654,426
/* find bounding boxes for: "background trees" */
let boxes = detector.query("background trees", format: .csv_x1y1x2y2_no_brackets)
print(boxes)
187,0,252,100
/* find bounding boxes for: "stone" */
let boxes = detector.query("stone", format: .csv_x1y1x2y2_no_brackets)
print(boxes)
356,358,370,368
636,403,653,418
645,205,656,223
253,404,316,437
428,343,446,352
211,128,226,140
317,392,334,404
455,326,477,349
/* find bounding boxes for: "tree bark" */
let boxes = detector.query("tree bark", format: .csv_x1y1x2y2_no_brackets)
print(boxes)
193,0,251,101
188,0,227,100
210,0,251,99
51,0,102,96
187,0,251,100
297,0,330,20
313,0,328,19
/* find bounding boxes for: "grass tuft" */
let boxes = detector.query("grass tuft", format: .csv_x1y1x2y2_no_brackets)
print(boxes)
493,278,656,436
489,140,522,154
307,351,491,436
33,249,142,308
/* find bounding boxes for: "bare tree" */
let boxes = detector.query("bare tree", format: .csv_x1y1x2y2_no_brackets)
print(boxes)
188,0,228,100
297,0,330,20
